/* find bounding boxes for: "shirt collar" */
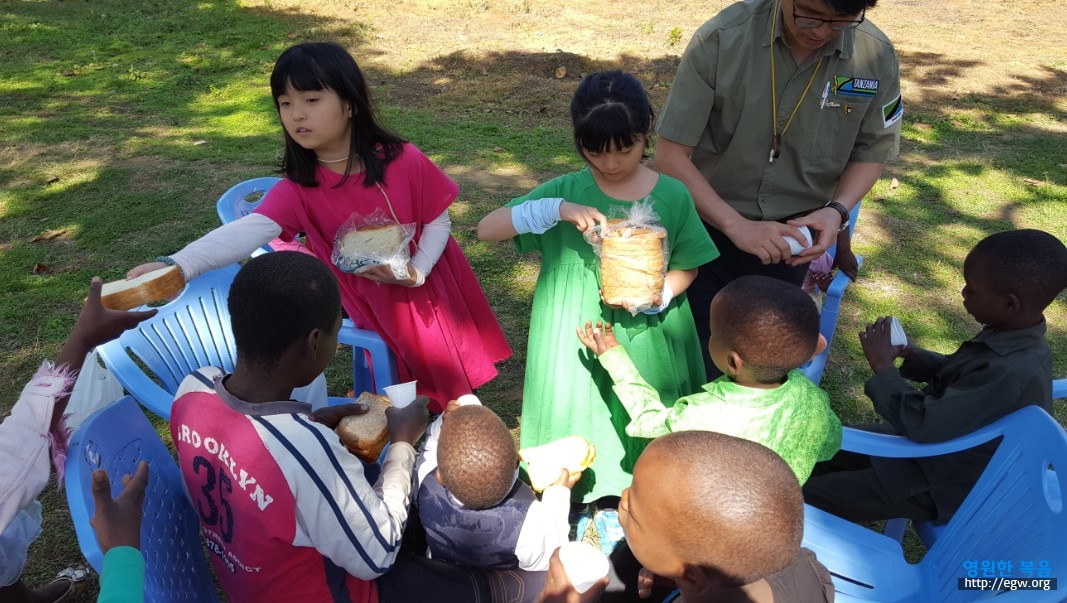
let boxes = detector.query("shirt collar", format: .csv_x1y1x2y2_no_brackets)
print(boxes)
971,319,1048,356
214,373,313,416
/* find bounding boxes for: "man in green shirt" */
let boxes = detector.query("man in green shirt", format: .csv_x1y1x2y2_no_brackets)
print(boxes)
654,0,901,378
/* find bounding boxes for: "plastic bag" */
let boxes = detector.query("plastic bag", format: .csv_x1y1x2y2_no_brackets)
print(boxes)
331,208,417,279
586,199,669,315
65,350,125,431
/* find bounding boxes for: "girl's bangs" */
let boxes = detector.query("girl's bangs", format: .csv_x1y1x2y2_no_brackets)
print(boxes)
271,54,330,99
574,102,643,153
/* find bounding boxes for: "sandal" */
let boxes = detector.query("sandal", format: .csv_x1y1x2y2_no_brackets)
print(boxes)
46,565,90,603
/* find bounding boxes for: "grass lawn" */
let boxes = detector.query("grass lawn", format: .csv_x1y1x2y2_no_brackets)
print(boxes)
1,0,1065,597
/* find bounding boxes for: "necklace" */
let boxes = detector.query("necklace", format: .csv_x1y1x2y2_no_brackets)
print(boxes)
317,155,350,164
768,0,823,164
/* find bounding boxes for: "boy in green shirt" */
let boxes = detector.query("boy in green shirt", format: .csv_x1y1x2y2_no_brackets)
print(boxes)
577,275,840,483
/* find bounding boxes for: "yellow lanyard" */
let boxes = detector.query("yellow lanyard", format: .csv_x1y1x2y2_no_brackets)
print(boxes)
769,0,823,163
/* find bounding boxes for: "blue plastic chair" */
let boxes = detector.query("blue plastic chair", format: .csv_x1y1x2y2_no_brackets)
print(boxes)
800,202,864,384
1054,378,1066,400
97,264,397,419
214,177,399,402
64,396,221,602
802,405,1067,602
215,177,282,256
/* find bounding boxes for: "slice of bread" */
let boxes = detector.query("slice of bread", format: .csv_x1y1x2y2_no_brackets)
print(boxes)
335,392,393,463
100,266,185,311
339,224,404,259
519,436,597,492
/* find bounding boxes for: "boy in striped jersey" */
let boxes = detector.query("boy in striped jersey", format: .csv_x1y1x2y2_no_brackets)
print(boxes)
171,251,429,603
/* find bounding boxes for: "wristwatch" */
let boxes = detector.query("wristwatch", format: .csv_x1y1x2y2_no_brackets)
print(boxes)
824,201,851,233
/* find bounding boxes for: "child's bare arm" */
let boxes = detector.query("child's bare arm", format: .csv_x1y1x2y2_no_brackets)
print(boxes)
833,230,859,281
477,206,519,241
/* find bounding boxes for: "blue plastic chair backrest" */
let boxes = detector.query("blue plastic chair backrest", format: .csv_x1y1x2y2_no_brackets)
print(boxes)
64,396,221,602
215,177,281,224
919,405,1067,601
96,265,241,420
805,406,1067,602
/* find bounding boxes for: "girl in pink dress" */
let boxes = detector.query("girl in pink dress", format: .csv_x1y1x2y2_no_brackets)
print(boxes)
129,42,510,411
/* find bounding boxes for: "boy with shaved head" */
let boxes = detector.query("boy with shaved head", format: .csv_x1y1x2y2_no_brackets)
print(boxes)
412,397,575,572
578,275,841,483
537,431,834,602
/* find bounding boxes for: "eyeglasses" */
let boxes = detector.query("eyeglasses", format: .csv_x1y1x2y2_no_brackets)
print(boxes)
793,5,865,30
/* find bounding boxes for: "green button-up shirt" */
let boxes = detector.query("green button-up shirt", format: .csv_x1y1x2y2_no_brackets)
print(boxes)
598,346,842,483
657,0,902,221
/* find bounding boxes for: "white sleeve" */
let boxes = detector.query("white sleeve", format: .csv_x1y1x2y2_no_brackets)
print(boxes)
169,214,281,280
0,363,74,532
513,485,571,571
409,210,451,285
413,414,445,493
266,417,416,579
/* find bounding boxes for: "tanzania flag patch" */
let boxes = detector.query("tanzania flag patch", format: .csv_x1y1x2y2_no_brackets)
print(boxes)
833,76,879,97
882,94,903,128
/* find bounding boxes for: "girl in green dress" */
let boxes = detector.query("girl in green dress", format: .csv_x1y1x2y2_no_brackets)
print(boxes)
478,71,719,504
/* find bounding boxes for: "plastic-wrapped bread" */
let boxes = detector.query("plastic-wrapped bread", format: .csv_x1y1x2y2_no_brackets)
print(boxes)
339,224,405,259
335,392,393,463
599,225,666,307
99,266,185,310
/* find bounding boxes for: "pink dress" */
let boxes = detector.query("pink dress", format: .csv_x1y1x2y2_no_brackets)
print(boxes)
256,143,511,411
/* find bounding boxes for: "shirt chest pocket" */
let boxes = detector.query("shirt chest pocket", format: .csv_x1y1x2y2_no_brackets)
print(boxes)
806,93,874,169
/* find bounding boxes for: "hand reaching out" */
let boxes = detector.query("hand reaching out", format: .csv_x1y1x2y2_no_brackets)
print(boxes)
90,461,149,554
576,321,620,356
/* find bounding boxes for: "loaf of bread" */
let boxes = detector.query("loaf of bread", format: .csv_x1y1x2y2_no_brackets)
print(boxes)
519,436,597,492
100,266,185,311
335,392,393,463
339,224,404,259
599,225,666,307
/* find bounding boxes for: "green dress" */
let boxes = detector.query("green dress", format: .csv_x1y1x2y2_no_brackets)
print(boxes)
509,169,719,502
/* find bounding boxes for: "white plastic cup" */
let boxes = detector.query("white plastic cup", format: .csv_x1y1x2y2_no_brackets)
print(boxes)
783,226,814,256
383,380,417,408
558,541,609,594
889,317,908,347
456,394,481,406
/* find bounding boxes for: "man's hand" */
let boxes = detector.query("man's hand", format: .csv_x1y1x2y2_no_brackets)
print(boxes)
536,546,608,603
725,219,811,265
786,207,842,265
90,461,149,554
311,402,370,429
386,395,430,446
860,316,905,373
576,321,620,356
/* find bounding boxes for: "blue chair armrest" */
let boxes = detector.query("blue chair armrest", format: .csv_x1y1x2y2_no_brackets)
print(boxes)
841,422,1004,458
1054,378,1067,400
798,254,863,384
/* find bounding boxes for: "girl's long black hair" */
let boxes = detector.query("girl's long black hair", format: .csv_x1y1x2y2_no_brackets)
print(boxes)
270,42,405,187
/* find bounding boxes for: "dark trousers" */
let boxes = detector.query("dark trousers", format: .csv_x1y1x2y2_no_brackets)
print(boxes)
692,223,810,380
802,449,938,524
377,554,548,603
